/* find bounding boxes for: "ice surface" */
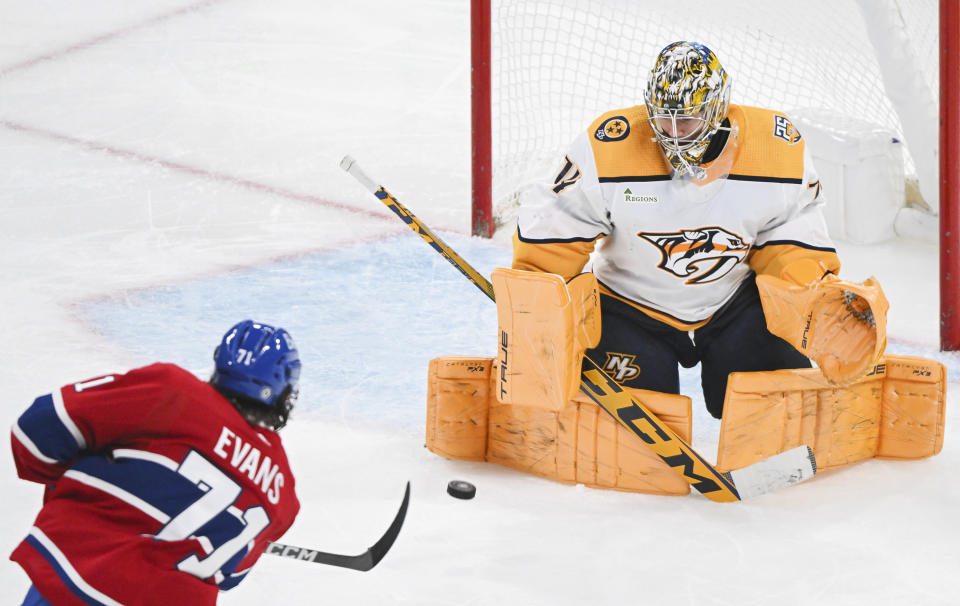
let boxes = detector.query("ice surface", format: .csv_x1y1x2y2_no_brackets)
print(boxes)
1,2,958,605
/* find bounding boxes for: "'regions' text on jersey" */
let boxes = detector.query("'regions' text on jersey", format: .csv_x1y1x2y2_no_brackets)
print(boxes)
10,363,300,606
513,104,840,331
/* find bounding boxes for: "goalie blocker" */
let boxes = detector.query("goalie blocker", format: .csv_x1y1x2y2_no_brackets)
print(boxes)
492,267,601,410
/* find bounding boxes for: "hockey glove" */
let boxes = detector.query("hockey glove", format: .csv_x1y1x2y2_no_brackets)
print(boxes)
756,264,888,385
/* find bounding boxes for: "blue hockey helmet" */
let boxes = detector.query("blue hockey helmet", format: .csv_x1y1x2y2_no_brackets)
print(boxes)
212,320,301,407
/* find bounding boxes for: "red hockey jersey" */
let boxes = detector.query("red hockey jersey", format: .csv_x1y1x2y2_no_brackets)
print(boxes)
10,363,300,605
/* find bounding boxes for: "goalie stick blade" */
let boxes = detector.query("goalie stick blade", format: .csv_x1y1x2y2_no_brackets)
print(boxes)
581,358,819,501
579,357,742,502
266,481,411,571
724,446,817,500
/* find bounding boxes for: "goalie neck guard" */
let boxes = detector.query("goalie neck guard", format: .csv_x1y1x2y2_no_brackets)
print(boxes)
644,41,732,180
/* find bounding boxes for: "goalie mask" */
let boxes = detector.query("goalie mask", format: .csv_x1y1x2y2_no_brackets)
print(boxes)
644,41,732,180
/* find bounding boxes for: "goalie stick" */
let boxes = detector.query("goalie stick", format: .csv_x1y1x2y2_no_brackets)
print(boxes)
266,481,410,571
341,155,817,503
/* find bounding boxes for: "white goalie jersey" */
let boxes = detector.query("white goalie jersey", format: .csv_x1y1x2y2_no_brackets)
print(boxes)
512,103,841,330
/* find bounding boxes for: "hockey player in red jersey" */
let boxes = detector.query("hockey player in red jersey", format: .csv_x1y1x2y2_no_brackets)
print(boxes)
10,320,302,605
508,41,887,418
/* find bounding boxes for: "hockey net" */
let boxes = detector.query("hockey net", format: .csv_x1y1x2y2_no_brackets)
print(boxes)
477,0,940,233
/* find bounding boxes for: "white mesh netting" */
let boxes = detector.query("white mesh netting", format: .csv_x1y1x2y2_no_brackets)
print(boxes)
490,0,939,225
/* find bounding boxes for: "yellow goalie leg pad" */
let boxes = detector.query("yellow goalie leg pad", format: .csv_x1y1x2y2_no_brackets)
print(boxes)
757,261,889,385
426,356,693,495
716,354,946,472
491,268,601,411
487,389,692,495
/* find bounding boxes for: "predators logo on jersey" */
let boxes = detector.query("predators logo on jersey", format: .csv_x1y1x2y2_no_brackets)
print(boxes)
773,115,802,145
639,227,750,284
595,116,630,142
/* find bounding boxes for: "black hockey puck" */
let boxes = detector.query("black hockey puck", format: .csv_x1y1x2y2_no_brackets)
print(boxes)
447,480,476,500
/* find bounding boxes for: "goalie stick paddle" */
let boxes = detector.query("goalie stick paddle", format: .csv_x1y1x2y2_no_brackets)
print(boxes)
266,481,410,571
340,155,816,502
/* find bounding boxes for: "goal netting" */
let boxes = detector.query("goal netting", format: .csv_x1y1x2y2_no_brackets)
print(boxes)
484,0,939,231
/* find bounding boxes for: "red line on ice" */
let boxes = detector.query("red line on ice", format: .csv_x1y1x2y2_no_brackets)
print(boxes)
0,0,229,78
0,0,460,230
0,119,396,222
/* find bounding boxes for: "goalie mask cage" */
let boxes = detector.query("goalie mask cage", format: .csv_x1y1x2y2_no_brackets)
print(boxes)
470,0,960,350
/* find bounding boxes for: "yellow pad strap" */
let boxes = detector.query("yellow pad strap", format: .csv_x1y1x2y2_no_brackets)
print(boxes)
757,272,889,385
491,268,601,410
716,355,945,472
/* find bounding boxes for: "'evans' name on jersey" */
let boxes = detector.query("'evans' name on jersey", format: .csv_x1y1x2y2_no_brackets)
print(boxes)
213,426,285,504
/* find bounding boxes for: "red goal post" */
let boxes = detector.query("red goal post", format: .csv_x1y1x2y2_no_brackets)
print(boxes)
471,0,959,350
940,0,959,351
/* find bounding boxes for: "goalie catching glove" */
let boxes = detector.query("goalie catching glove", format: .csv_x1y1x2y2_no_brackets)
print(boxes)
756,259,889,385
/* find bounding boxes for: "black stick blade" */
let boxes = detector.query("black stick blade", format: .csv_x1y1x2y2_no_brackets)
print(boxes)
365,480,411,569
266,481,411,572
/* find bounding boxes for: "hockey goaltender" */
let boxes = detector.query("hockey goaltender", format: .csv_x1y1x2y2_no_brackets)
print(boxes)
423,42,946,498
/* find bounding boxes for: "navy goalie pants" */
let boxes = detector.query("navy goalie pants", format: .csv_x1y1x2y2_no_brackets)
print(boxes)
586,276,811,419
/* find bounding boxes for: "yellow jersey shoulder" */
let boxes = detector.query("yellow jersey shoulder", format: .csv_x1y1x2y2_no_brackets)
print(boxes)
728,105,807,181
586,106,669,180
584,105,808,182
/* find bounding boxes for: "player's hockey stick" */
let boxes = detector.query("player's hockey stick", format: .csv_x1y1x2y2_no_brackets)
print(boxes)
266,481,410,571
341,156,817,502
